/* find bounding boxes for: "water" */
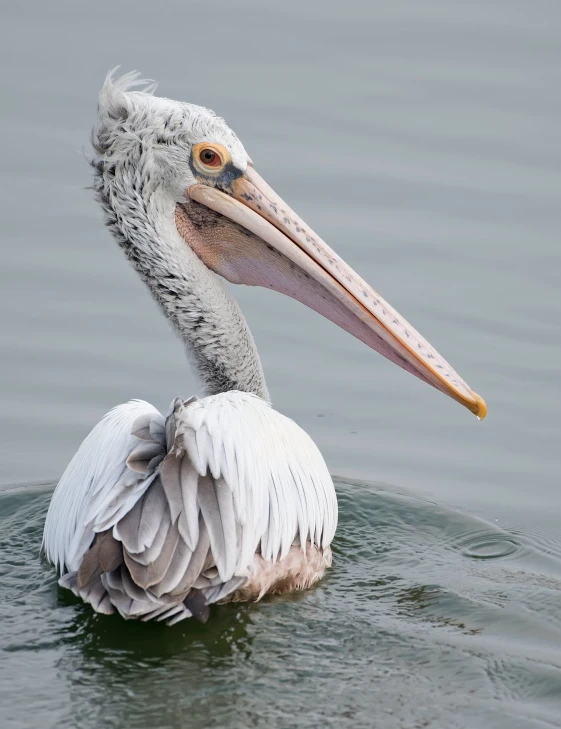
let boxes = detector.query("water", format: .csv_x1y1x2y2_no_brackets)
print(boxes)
1,1,560,727
3,482,561,728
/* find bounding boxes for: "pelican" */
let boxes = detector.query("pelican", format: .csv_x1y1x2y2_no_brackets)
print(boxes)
42,71,486,625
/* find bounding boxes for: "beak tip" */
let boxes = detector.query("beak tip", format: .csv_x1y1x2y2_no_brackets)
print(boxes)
471,392,487,421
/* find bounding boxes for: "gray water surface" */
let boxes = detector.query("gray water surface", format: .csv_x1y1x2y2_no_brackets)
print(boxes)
1,2,561,728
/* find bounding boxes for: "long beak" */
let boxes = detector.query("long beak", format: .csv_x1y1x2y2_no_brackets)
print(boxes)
186,167,486,419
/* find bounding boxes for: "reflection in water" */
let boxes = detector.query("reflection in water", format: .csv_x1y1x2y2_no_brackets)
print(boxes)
3,482,561,728
62,596,254,666
60,599,255,729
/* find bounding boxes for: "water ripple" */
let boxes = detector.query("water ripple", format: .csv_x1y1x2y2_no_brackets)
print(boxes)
2,482,561,729
460,534,522,560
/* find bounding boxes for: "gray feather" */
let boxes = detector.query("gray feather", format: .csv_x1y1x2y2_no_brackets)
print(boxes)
155,604,183,622
59,571,78,596
103,568,124,593
129,501,171,566
114,479,168,555
166,607,193,626
159,455,184,523
131,413,155,440
126,598,156,617
140,603,183,622
77,534,106,589
98,531,123,572
198,475,232,582
113,492,145,553
111,593,133,618
178,455,200,550
192,576,213,590
124,520,180,589
152,537,193,598
120,565,153,603
93,472,156,532
97,594,116,615
169,519,210,597
132,426,152,441
84,580,107,610
135,476,168,552
181,426,201,472
149,419,166,446
203,576,247,605
126,442,164,474
165,399,182,450
215,476,237,580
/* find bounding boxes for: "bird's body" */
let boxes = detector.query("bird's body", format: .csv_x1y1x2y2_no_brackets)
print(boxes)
43,71,485,623
44,393,335,623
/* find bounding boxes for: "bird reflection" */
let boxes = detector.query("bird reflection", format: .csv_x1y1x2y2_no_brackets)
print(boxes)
60,590,254,666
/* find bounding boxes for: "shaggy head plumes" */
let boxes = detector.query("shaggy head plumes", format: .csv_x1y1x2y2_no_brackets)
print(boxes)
91,69,250,202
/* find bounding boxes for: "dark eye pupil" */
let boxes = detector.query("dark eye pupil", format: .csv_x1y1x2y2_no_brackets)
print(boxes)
202,150,215,162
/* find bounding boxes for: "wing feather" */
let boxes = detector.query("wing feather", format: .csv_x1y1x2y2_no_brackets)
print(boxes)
124,520,180,589
113,491,144,554
158,455,184,523
120,564,154,603
214,477,237,579
197,475,229,581
169,518,210,597
135,476,168,551
151,537,193,597
178,455,200,550
129,501,171,566
44,391,337,624
42,400,163,572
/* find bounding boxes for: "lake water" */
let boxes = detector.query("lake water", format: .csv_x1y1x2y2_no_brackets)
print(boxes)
1,1,560,727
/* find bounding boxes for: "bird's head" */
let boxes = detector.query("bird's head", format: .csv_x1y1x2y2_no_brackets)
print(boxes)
92,70,486,420
92,70,250,201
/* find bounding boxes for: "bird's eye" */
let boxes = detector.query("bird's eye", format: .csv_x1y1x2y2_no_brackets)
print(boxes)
191,142,229,176
199,148,222,168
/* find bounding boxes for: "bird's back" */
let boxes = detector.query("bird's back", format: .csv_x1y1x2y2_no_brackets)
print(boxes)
43,391,337,623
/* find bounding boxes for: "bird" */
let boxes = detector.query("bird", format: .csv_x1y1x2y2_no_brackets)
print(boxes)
42,71,486,625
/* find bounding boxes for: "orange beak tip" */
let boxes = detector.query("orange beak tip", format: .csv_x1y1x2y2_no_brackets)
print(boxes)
472,392,487,421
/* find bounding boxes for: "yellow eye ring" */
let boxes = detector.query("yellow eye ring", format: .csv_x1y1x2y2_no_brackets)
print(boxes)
192,142,230,176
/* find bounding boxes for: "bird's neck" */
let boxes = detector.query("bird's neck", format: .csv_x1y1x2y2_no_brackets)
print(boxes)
99,185,270,400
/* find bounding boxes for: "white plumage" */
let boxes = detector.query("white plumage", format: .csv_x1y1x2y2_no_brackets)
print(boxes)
43,393,337,623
